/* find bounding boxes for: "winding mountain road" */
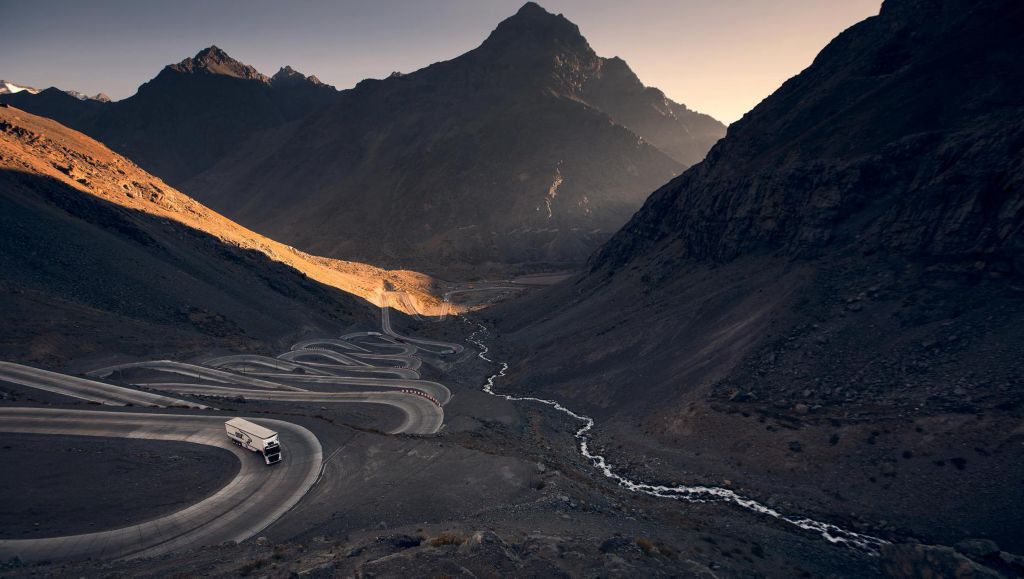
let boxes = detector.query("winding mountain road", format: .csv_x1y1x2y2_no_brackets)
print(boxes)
0,407,322,562
138,384,444,434
88,360,306,392
380,293,465,355
0,361,206,408
0,289,462,562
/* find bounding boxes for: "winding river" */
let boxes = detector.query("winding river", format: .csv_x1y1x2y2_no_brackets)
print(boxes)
466,321,888,555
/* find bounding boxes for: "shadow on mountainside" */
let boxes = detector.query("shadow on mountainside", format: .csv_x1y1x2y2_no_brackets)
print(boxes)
0,169,379,370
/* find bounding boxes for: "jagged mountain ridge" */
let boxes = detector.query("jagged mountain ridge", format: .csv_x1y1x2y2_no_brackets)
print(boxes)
0,80,41,95
183,2,725,267
87,47,337,184
0,79,107,101
0,47,338,185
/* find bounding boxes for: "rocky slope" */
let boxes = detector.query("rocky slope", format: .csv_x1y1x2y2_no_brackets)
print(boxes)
180,3,725,268
0,105,441,367
495,0,1023,556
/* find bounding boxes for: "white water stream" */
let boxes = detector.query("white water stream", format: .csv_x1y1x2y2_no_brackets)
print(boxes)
466,322,888,555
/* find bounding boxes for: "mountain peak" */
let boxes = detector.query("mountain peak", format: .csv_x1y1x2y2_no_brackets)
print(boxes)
514,1,549,17
271,65,303,82
168,46,269,82
271,65,330,89
196,45,229,61
482,2,588,52
0,80,42,95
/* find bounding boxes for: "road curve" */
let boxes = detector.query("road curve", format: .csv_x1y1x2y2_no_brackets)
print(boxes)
218,373,450,406
88,361,307,392
278,348,372,367
292,338,370,353
380,293,465,355
342,332,419,356
140,384,444,434
205,354,419,379
203,355,336,376
346,351,423,371
0,361,206,409
0,407,322,562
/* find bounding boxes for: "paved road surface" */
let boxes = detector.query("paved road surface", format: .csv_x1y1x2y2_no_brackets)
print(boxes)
278,348,372,367
0,408,321,562
379,293,465,355
88,361,306,392
139,384,444,435
203,355,335,376
0,361,206,408
206,354,419,379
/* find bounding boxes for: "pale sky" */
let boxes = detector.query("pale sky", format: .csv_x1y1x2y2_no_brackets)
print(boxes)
0,0,882,124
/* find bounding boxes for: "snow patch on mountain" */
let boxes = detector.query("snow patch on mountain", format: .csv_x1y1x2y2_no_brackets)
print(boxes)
0,80,41,96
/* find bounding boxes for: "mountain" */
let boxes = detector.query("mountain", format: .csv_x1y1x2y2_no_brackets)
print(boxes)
1,7,723,269
0,86,108,128
495,0,1024,554
182,3,724,268
1,80,108,102
85,46,338,184
179,3,725,268
0,80,41,95
0,104,441,367
0,47,339,186
62,89,110,102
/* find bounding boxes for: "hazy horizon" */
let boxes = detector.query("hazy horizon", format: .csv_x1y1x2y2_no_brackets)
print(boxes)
1,0,881,124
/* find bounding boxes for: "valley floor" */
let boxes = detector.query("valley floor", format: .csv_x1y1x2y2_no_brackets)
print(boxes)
1,286,1020,577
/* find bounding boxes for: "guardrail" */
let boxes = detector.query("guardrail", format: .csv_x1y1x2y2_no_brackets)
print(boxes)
399,387,442,407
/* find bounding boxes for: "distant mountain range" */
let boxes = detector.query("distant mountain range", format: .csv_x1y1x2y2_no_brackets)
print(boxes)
1,3,725,268
1,79,108,102
0,80,40,95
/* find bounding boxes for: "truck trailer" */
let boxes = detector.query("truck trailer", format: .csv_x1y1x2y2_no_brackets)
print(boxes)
225,417,282,465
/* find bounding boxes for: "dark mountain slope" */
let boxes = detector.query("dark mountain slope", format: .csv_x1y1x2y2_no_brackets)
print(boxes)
0,87,106,130
0,105,442,368
86,47,338,185
597,0,1023,270
184,3,724,267
495,0,1024,553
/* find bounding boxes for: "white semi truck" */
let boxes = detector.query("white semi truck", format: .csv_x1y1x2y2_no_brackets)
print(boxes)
225,417,282,465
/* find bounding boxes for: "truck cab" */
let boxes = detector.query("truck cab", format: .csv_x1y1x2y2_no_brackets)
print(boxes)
263,439,282,464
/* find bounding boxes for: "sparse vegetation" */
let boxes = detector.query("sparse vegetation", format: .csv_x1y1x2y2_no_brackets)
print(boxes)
429,532,466,547
636,537,675,558
237,557,268,576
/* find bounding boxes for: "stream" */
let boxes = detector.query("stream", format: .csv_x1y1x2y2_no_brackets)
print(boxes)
466,322,889,555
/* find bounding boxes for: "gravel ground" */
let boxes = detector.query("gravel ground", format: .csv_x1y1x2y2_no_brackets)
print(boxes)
0,433,238,539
